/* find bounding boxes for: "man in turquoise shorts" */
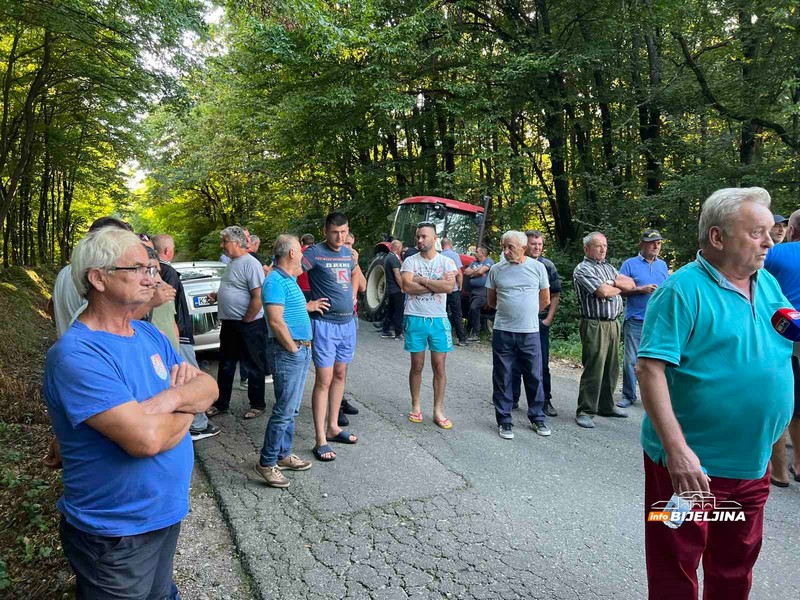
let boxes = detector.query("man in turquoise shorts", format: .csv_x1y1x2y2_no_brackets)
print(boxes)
400,223,458,429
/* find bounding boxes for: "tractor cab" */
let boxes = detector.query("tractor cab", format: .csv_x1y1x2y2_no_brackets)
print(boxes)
363,196,485,320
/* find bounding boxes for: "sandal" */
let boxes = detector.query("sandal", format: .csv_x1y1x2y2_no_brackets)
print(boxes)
433,417,453,430
327,431,358,444
244,409,264,420
206,406,225,417
408,412,423,423
313,444,336,461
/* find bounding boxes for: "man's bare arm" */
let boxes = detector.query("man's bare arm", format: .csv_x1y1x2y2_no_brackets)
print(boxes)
594,283,622,299
614,274,636,291
542,293,560,325
487,288,497,309
267,304,298,353
392,267,403,289
401,272,429,295
140,363,218,415
539,288,550,312
242,287,263,322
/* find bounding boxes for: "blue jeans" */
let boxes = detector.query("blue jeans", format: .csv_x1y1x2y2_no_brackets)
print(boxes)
492,329,545,425
259,343,312,466
622,318,643,402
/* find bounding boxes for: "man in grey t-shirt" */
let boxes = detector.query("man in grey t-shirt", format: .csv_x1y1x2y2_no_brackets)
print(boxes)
486,231,551,440
209,226,268,419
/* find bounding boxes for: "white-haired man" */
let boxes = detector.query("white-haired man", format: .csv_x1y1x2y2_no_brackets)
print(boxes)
573,232,635,428
44,226,218,599
486,231,551,439
637,187,792,598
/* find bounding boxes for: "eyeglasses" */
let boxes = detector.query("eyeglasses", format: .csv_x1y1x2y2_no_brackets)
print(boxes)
137,233,151,242
106,265,159,277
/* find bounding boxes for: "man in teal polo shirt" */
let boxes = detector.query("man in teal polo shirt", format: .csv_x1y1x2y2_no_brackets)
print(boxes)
636,187,793,600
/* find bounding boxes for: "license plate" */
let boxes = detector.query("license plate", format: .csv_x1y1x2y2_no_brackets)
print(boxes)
193,294,216,308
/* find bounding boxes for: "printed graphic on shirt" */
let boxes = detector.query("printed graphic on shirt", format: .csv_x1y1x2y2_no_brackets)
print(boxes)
151,354,168,380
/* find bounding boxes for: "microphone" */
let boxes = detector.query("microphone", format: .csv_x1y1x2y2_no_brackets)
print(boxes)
771,308,800,341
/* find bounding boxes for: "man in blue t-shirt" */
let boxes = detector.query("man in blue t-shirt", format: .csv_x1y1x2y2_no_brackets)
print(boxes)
302,212,363,460
617,229,669,408
464,245,495,340
763,209,800,486
256,235,330,485
45,227,218,599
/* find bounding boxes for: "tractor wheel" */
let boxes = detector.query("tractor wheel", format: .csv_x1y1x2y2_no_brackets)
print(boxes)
364,253,388,321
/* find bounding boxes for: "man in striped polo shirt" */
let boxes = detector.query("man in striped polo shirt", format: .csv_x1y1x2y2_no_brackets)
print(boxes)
572,232,635,428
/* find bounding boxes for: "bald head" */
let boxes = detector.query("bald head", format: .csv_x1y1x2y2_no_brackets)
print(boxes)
390,240,403,254
788,210,800,242
152,234,174,260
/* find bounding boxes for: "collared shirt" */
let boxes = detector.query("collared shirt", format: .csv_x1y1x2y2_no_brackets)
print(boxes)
573,258,623,319
638,252,793,479
619,254,669,321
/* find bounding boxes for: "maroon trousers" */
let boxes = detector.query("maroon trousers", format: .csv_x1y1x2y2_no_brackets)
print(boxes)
643,453,770,600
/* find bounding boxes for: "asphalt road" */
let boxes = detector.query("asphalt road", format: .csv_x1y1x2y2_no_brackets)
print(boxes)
194,323,800,599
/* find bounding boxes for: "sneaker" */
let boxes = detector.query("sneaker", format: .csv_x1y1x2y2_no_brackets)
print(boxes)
381,333,394,339
238,379,248,390
277,454,312,471
265,375,274,384
253,463,289,488
341,399,359,415
190,422,221,441
394,334,404,341
531,421,551,437
616,398,636,408
543,401,558,417
575,415,595,429
467,335,480,342
456,340,468,346
498,423,514,439
599,409,629,418
338,410,349,427
373,322,383,329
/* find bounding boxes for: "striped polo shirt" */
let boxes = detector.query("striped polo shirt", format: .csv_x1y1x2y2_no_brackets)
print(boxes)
573,257,623,320
262,266,312,341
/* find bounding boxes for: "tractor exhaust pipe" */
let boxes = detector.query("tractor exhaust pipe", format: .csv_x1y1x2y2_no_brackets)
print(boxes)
476,194,491,248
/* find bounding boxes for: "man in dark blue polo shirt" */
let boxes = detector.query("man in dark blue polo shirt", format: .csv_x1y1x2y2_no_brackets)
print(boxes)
617,229,669,408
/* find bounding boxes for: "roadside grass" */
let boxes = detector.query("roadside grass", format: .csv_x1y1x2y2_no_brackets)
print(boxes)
0,267,71,599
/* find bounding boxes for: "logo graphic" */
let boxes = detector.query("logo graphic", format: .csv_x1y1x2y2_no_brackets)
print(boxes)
648,490,745,526
336,268,350,284
150,354,168,380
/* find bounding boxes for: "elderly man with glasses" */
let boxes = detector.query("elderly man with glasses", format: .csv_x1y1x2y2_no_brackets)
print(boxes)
44,226,218,600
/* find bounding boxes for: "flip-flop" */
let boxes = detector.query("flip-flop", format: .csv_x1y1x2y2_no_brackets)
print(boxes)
206,406,225,417
327,431,358,444
313,444,336,461
408,412,423,423
790,465,800,483
770,477,790,488
244,409,264,420
433,417,453,430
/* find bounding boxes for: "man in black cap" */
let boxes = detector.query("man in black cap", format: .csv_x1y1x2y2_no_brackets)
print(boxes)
617,229,669,408
770,214,788,244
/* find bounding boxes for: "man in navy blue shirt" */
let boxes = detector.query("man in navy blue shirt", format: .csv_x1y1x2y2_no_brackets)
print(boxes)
617,229,669,408
464,245,495,341
45,226,218,599
764,209,800,486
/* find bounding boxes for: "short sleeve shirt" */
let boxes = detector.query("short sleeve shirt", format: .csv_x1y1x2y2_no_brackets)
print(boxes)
467,258,495,289
440,249,464,292
536,257,561,318
301,243,356,323
401,252,458,318
44,320,191,536
573,258,623,319
638,253,793,479
262,266,312,341
485,258,550,333
384,252,403,295
764,242,800,310
619,255,669,321
217,254,265,320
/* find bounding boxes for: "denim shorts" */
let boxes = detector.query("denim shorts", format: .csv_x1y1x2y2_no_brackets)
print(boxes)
311,318,357,368
404,315,453,353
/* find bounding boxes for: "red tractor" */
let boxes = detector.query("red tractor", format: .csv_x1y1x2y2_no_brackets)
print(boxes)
362,195,486,321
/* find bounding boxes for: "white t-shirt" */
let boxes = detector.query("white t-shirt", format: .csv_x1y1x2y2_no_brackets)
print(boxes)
485,257,549,333
400,252,458,318
53,265,87,337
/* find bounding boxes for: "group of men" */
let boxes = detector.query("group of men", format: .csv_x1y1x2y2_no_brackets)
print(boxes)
40,184,799,599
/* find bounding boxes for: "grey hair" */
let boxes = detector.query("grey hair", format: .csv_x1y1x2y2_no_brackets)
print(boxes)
71,227,142,298
698,187,771,247
273,234,298,258
249,234,260,244
501,230,527,246
220,226,247,248
583,231,604,246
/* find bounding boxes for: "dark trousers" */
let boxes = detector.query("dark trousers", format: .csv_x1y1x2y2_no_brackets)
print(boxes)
644,453,770,600
60,516,181,600
467,288,487,335
492,329,545,425
512,321,551,403
446,290,466,342
215,318,268,411
382,291,405,336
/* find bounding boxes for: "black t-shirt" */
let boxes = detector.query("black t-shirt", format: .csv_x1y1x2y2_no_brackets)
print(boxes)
159,261,194,345
384,252,402,294
249,251,266,265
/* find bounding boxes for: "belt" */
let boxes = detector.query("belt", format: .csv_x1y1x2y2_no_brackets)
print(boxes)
582,316,619,322
294,339,312,347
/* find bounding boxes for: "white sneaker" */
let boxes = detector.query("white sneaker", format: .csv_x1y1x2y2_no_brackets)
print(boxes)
265,375,274,384
498,423,514,439
238,380,248,390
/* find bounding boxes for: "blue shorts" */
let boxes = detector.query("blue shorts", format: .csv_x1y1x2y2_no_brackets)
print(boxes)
311,318,357,368
404,315,453,354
